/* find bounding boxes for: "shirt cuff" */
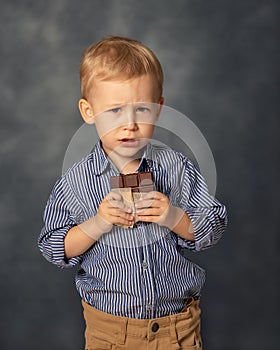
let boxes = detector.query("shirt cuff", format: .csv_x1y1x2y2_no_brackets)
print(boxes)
40,226,81,268
178,208,214,251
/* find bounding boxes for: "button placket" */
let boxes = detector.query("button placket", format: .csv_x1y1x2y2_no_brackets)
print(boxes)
141,244,156,318
146,304,154,318
142,261,149,270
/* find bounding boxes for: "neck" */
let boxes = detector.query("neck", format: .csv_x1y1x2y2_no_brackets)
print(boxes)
120,160,141,174
108,151,144,174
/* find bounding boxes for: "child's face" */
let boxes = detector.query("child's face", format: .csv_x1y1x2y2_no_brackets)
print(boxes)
79,74,163,170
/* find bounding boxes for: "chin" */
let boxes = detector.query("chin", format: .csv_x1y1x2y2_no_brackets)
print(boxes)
121,144,147,158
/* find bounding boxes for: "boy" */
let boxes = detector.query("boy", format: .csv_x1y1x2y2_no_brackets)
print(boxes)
38,36,227,349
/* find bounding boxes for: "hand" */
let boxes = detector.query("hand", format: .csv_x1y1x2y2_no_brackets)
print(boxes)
135,191,178,228
96,191,134,232
65,192,135,257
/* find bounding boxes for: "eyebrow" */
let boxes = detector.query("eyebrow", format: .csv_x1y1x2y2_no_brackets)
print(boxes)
105,101,154,109
104,102,125,109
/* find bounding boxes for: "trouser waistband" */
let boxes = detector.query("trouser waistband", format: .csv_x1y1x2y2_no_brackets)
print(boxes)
82,297,201,344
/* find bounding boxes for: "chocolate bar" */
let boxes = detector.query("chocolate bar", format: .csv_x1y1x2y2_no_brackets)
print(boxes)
110,172,154,228
110,172,154,192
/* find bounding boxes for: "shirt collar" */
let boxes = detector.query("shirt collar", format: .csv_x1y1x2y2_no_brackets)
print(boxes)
138,142,161,172
90,141,111,175
91,141,161,175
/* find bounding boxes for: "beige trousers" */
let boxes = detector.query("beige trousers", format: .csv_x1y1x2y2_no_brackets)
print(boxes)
82,298,202,350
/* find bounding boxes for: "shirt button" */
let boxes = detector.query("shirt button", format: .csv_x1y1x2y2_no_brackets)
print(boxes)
152,323,159,332
142,261,149,269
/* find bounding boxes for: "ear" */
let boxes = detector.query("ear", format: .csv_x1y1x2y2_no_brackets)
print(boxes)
78,99,95,124
155,96,164,119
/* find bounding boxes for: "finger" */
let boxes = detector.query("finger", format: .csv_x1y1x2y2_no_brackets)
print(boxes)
108,208,134,220
106,193,133,213
136,208,163,217
138,191,158,200
136,215,159,223
114,201,133,213
106,191,123,202
137,191,167,203
135,191,157,208
135,194,168,209
135,199,161,210
108,211,134,227
115,217,134,227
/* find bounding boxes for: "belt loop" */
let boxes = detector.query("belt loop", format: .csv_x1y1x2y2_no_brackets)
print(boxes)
186,297,194,308
181,297,194,312
117,319,127,345
170,317,178,345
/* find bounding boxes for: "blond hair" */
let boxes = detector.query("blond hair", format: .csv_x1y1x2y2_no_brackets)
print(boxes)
80,36,164,100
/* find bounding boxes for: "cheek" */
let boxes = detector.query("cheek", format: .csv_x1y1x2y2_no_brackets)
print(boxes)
95,121,117,139
139,125,155,139
99,132,116,145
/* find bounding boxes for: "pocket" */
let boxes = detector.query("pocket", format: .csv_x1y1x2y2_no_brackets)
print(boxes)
175,328,202,350
174,305,202,350
176,329,196,349
86,337,112,350
85,328,114,350
175,331,201,349
179,344,201,350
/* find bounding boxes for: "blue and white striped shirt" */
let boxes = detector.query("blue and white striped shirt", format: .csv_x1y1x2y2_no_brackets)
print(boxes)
38,141,227,319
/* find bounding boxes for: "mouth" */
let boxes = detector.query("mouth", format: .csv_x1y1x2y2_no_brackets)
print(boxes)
119,138,139,146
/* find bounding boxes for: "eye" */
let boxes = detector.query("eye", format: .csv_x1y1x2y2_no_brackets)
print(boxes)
135,106,150,113
108,107,122,114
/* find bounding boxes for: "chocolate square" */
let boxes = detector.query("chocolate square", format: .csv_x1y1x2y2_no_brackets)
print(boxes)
138,172,153,186
138,171,153,181
110,171,154,191
110,175,123,189
123,173,138,188
140,184,154,192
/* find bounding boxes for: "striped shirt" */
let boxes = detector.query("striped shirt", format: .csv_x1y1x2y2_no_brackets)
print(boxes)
38,141,227,319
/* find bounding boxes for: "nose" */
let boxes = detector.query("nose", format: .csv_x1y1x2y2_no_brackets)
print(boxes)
123,107,137,130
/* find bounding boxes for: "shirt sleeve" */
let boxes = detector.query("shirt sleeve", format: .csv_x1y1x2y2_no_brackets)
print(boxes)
38,176,83,268
177,158,228,251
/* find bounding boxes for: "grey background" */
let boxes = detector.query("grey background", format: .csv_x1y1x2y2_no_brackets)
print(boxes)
0,0,279,349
